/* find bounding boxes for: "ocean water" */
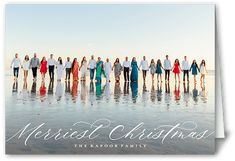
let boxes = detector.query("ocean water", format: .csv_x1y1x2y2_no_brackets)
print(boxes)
5,70,215,154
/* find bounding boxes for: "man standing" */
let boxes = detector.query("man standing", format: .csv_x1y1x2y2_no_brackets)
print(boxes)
139,56,149,82
10,53,22,80
122,56,131,82
47,54,57,80
30,53,40,81
182,56,190,83
88,55,96,81
64,57,72,81
104,58,112,82
163,55,172,82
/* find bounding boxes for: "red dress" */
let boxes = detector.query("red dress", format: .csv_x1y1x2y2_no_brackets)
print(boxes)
173,63,180,74
40,61,47,74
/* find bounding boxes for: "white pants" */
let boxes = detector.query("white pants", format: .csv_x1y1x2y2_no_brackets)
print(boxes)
105,72,110,81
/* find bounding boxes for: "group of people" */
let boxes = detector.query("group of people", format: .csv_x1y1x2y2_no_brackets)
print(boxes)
10,53,207,84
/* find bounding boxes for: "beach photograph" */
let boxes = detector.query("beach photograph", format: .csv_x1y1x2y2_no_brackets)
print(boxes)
5,4,215,154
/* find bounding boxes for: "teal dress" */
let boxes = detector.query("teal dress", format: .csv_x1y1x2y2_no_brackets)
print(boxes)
190,63,199,75
156,63,162,74
130,61,138,82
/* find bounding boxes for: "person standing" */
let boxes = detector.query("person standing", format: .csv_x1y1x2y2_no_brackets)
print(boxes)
122,56,131,82
88,55,96,81
71,58,79,81
56,57,63,81
11,53,22,81
80,56,88,81
40,56,47,81
182,56,190,83
172,59,181,82
139,56,149,82
104,58,112,82
30,53,40,81
22,55,30,81
200,60,207,84
190,60,200,83
47,54,57,80
113,58,122,83
156,59,164,83
64,57,72,81
149,59,156,82
130,57,139,82
95,57,105,83
163,55,172,82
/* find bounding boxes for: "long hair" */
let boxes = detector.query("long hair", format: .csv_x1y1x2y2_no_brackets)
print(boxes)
58,57,63,65
81,56,86,66
174,59,180,66
157,59,161,66
200,60,206,67
71,58,77,70
24,55,29,61
41,57,45,64
114,58,119,66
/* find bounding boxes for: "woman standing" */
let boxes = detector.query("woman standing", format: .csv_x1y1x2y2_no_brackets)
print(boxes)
200,60,207,83
190,60,200,83
80,56,88,81
95,57,105,82
130,57,139,82
23,55,30,81
172,59,181,82
40,57,47,81
149,59,156,82
113,58,122,83
71,58,79,81
156,59,163,83
57,57,63,81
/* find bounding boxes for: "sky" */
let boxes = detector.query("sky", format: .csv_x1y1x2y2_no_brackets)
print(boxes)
5,4,215,69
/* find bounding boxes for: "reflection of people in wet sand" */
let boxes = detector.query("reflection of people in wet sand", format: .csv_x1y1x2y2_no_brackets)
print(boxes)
104,82,111,101
114,82,121,103
192,83,199,103
130,82,138,103
123,82,129,95
71,81,78,103
12,81,18,93
183,82,190,107
150,83,156,103
174,82,181,102
39,81,46,101
95,81,104,99
157,82,163,102
55,81,63,101
89,82,95,105
31,81,36,94
80,81,87,103
65,81,71,93
48,80,54,95
200,83,207,103
165,82,170,93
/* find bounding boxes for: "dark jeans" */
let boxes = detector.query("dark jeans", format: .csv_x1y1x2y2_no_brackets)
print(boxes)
90,68,95,80
142,70,147,80
32,67,38,78
183,70,189,81
165,70,170,81
123,67,130,81
13,67,19,78
65,68,71,80
49,65,55,80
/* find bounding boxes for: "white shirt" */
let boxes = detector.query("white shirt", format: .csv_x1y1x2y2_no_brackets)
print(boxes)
122,61,131,68
88,59,96,69
11,58,21,68
64,61,72,69
47,58,57,66
164,59,172,70
139,60,149,70
104,62,112,73
23,60,30,70
182,60,190,70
